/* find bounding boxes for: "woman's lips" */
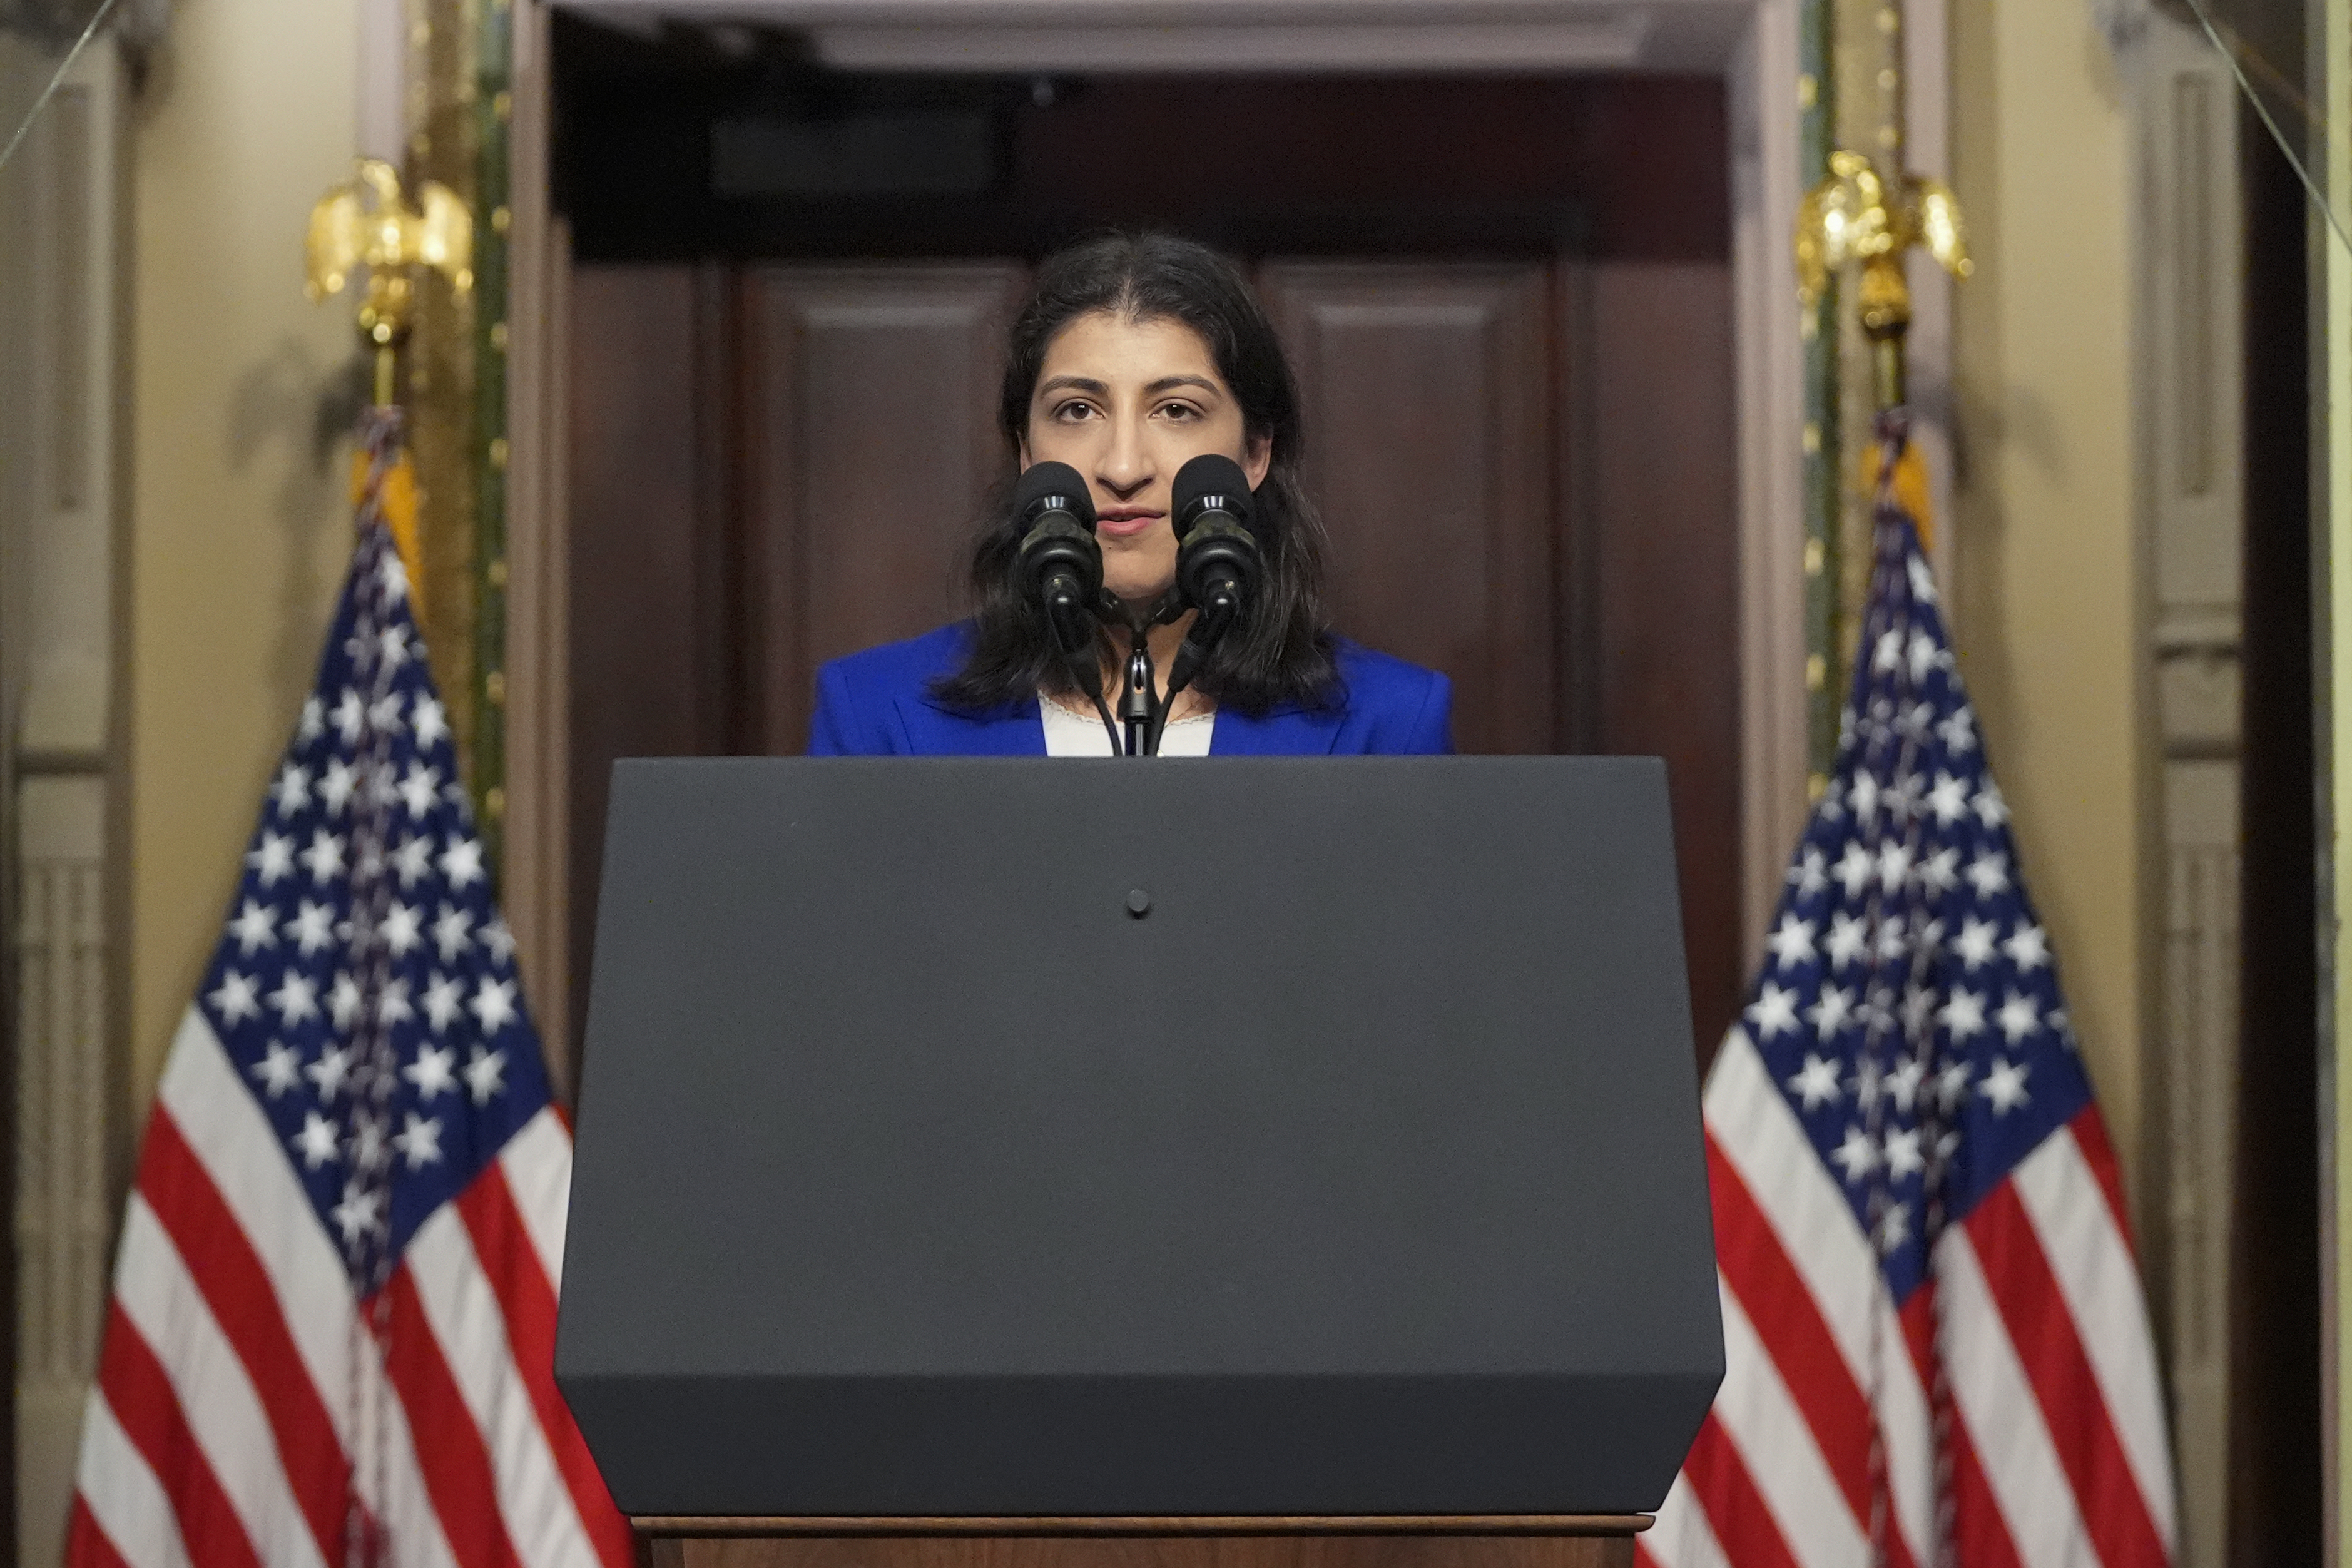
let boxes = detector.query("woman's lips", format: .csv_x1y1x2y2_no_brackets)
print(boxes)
1095,511,1163,539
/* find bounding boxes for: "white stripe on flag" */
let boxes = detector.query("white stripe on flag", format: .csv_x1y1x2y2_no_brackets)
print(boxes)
157,1007,357,1442
404,1204,602,1568
1935,1224,2100,1568
497,1107,573,1293
73,1392,195,1568
2010,1125,2181,1550
1642,1468,1733,1568
111,1196,330,1568
1712,1270,1871,1568
1704,1029,1936,1564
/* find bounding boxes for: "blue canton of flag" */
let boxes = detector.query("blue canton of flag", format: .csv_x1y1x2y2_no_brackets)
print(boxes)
198,490,549,1288
1745,509,2087,1300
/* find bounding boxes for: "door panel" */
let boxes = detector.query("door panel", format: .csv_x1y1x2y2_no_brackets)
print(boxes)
742,265,1029,752
1579,262,1743,1060
568,263,733,1044
1258,263,1554,756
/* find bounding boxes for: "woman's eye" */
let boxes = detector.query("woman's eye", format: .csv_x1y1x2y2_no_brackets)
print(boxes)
1156,402,1202,422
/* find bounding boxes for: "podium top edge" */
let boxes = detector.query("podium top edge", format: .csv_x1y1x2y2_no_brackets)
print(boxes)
629,1517,1654,1538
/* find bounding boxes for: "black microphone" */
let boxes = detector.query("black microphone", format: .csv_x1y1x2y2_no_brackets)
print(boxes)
1147,455,1265,755
1012,462,1122,753
1169,454,1263,621
1012,461,1102,622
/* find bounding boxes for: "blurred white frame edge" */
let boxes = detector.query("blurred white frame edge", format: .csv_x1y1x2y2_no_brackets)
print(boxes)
501,0,1963,1077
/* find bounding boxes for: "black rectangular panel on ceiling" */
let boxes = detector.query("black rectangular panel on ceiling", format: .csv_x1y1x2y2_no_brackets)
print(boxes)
711,111,1000,198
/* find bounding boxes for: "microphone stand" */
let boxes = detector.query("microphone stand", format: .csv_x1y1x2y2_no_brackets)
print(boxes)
1144,595,1236,757
1106,594,1186,757
1119,620,1156,757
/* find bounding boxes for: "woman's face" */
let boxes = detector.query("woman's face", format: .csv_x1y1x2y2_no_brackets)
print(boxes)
1020,310,1272,605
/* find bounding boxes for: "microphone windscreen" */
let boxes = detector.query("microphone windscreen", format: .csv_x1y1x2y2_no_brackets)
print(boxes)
1171,454,1255,539
1012,461,1096,528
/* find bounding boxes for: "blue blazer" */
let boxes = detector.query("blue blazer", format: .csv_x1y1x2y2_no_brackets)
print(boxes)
807,623,1454,756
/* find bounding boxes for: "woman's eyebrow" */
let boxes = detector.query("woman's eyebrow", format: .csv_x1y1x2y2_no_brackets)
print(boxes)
1036,375,1109,397
1144,375,1221,396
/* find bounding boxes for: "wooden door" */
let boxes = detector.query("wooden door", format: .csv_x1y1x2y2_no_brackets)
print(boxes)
1259,263,1554,756
742,265,1028,752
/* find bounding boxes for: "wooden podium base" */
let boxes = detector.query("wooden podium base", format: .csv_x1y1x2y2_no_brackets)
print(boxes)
635,1517,1649,1568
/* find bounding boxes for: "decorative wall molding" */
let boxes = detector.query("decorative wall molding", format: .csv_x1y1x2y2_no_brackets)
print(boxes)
0,32,125,1568
12,778,109,1568
504,0,574,1086
2132,16,2245,1566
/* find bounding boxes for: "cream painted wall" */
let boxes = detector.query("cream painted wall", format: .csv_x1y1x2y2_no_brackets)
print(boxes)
130,0,360,1112
1949,4,2146,1204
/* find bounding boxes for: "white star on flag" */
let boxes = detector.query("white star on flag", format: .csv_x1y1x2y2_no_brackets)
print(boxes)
1765,915,1816,970
249,1041,302,1099
247,832,295,887
228,900,279,955
404,1044,459,1101
294,1111,342,1169
393,1113,445,1169
1786,1054,1843,1111
463,1045,508,1105
208,970,260,1026
1744,982,1801,1041
412,694,449,749
432,904,476,961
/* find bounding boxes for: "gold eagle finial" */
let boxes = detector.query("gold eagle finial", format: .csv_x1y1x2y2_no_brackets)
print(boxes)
308,159,474,404
1795,151,1972,405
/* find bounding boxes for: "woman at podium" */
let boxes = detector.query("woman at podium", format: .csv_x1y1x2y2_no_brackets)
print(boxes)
806,233,1454,757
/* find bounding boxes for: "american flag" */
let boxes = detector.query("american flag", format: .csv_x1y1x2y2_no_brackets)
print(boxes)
1641,417,2177,1568
65,412,631,1568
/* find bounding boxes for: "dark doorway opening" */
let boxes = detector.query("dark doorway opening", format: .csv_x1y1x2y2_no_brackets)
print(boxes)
553,20,1744,1087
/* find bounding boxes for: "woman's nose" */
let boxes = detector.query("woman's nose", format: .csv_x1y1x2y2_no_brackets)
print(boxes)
1097,416,1152,497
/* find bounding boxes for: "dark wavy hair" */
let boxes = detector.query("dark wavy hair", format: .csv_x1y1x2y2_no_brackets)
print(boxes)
930,232,1339,716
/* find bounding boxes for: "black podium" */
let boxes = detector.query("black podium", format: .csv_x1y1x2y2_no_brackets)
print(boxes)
558,757,1722,1568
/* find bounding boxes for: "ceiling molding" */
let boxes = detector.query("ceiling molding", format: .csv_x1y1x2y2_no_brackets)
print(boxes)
804,18,1649,72
555,0,1750,71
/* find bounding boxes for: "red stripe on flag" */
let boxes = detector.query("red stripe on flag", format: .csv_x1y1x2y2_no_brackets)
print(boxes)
378,1265,526,1568
1947,1407,2027,1568
2066,1106,2139,1258
96,1304,265,1568
137,1107,352,1564
1704,1136,1885,1539
1966,1181,2168,1568
65,1495,136,1568
455,1164,636,1568
1678,1413,1801,1568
